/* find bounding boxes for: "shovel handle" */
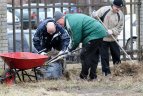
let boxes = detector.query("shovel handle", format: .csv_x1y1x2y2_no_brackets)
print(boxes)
46,47,82,64
96,16,135,64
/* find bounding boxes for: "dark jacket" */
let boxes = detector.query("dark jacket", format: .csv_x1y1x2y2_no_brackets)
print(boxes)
33,18,70,53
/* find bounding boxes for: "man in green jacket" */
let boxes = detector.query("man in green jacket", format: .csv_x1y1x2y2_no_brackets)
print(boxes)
54,11,107,81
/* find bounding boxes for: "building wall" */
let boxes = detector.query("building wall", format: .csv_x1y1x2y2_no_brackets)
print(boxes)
140,0,143,46
0,0,7,67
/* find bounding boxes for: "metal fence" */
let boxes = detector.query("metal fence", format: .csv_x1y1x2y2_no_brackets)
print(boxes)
7,0,141,62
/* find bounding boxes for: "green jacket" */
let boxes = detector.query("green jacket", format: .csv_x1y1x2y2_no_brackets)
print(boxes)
65,13,107,50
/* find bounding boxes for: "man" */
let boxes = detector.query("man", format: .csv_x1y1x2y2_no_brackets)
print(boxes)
92,0,124,76
33,17,70,55
33,18,70,79
54,11,107,80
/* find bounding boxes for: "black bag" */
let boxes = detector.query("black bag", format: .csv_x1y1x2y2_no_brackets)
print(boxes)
36,60,64,79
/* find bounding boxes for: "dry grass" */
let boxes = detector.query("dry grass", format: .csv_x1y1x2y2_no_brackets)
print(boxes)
113,62,140,76
1,61,143,96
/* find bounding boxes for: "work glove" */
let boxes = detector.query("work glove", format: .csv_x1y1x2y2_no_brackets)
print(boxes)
92,10,98,18
58,50,71,56
108,30,113,35
58,50,65,55
40,52,47,55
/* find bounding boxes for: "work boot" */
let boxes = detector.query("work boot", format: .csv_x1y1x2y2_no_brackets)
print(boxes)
79,73,87,80
103,70,111,76
88,77,97,81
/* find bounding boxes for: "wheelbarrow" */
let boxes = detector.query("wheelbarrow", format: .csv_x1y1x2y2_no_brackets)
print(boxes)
0,48,82,84
0,52,49,84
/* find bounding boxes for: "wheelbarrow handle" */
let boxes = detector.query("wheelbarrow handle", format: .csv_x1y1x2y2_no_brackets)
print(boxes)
46,52,67,64
37,48,47,54
46,47,82,64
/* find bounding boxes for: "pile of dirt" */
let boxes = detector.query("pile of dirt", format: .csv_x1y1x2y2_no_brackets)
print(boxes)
63,67,80,80
113,62,140,76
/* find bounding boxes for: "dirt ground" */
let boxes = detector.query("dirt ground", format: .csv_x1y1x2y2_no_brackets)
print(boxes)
1,61,143,96
67,88,143,96
64,61,143,96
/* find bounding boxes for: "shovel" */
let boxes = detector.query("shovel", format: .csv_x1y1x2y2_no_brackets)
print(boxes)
46,47,82,64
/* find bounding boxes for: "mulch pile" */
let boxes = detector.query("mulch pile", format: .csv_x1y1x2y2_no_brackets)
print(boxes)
113,62,141,76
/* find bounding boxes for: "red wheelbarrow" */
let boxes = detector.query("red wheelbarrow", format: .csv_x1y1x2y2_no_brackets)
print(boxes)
0,52,49,84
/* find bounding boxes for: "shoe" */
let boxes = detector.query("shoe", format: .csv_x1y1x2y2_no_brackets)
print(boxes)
79,74,87,80
88,78,97,81
102,70,111,76
103,72,111,76
105,74,113,80
76,76,88,81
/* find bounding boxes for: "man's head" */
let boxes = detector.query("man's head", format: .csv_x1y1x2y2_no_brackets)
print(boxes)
46,22,56,35
54,11,65,27
112,0,124,13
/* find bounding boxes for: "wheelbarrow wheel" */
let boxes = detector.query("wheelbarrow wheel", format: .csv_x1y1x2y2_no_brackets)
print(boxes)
1,69,15,85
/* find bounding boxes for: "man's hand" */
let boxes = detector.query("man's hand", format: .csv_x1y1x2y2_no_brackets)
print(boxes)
40,52,47,55
58,51,65,55
92,10,97,18
108,30,113,35
58,50,71,56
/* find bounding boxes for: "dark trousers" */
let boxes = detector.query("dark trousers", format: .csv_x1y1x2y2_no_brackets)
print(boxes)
80,38,103,79
101,41,121,74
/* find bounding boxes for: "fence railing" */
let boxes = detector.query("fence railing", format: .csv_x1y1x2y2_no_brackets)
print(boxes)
7,0,141,62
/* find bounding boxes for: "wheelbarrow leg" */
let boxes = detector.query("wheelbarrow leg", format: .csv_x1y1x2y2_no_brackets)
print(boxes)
23,70,32,81
33,68,38,81
14,69,22,82
22,70,25,81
